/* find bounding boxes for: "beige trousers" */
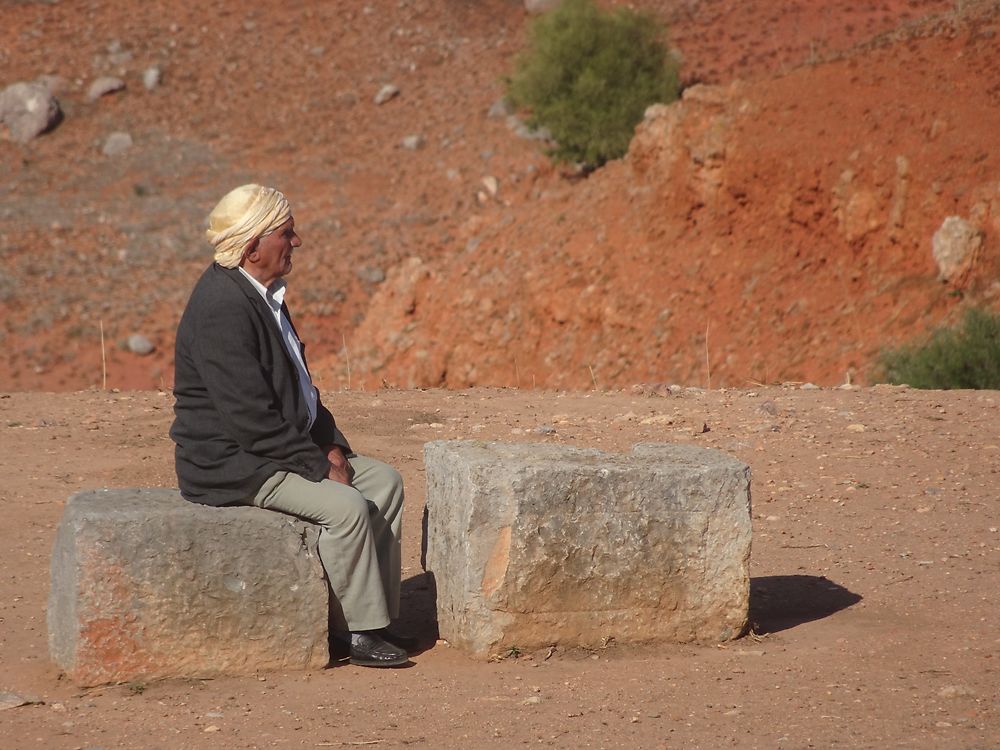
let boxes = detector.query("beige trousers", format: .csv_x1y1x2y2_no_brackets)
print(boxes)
251,454,403,632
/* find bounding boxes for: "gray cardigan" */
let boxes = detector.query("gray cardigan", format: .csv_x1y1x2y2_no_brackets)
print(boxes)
170,263,350,506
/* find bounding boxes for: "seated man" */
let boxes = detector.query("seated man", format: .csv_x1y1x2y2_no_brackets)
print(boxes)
170,184,409,668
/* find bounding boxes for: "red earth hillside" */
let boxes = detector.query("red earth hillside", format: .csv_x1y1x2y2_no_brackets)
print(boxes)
325,4,1000,390
0,0,991,392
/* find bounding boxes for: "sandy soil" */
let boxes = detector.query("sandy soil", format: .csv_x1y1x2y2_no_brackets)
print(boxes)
1,385,997,748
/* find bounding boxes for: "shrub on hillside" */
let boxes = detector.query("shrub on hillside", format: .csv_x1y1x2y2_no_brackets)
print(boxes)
876,308,1000,389
507,0,679,168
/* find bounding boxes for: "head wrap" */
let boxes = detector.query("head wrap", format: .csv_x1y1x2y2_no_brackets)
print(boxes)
206,184,292,268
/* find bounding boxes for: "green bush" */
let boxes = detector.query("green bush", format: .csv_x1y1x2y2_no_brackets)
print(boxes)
507,0,679,168
877,308,1000,389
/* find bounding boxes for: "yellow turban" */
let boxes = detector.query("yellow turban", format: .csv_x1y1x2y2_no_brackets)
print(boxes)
206,184,291,268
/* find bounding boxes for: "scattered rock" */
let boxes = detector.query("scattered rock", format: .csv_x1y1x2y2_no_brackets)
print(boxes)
87,76,126,102
356,266,386,284
488,97,513,118
102,131,133,156
126,334,154,355
400,134,425,150
524,0,560,13
799,383,820,390
374,84,399,105
932,216,982,282
0,82,61,143
507,114,552,141
481,176,499,197
142,66,162,91
758,401,778,416
846,423,866,433
938,685,974,699
0,691,42,711
106,39,133,67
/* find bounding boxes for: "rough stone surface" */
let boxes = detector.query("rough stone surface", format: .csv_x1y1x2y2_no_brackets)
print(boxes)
48,488,329,686
423,441,751,657
0,82,61,143
932,215,982,282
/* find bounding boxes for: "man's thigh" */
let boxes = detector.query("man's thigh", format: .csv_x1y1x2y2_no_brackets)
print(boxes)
348,455,403,502
253,471,369,528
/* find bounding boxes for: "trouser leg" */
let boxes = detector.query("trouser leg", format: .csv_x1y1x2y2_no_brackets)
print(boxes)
347,454,404,620
252,470,390,632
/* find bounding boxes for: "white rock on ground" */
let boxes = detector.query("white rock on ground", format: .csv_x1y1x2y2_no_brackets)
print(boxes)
423,441,752,657
87,76,126,102
374,84,399,105
0,82,61,143
102,131,133,156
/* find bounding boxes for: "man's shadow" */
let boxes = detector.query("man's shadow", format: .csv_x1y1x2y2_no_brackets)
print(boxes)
749,575,862,634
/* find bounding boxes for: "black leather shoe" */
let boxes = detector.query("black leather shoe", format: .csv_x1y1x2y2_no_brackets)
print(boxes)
376,628,420,652
349,632,409,667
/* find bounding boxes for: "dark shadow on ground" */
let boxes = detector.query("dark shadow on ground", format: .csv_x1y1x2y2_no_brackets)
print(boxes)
750,575,862,634
397,571,439,653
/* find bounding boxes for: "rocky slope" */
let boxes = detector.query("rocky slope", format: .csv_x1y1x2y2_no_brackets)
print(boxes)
0,0,993,391
337,4,1000,389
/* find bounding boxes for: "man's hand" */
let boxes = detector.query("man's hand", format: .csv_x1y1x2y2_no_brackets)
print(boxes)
326,445,354,486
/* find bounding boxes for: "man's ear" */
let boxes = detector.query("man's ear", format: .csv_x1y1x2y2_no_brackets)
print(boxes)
240,238,259,266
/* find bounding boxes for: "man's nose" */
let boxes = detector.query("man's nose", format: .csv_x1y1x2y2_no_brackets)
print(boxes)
292,233,302,247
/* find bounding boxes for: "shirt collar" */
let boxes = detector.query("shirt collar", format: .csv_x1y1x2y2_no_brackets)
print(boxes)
238,267,288,310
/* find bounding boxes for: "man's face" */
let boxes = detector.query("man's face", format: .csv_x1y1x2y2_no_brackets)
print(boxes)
247,217,300,285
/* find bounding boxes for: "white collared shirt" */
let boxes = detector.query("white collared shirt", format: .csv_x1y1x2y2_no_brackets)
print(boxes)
238,267,318,428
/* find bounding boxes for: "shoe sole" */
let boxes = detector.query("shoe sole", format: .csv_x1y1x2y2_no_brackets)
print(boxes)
349,655,410,668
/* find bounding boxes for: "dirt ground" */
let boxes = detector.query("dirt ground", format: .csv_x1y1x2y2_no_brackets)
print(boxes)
1,385,997,748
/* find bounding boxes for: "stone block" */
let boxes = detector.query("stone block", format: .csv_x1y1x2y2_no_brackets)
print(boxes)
48,489,329,686
423,441,751,656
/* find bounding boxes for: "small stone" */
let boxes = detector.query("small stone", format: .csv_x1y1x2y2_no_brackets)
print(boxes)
524,0,560,13
846,424,866,433
481,176,499,197
532,425,555,435
0,82,61,143
203,725,221,733
142,66,162,91
0,691,41,711
374,84,399,105
102,131,133,156
87,76,126,102
522,696,542,705
488,97,513,118
400,134,424,150
799,382,820,390
127,334,154,355
356,266,386,284
932,216,983,282
758,401,778,416
938,685,974,699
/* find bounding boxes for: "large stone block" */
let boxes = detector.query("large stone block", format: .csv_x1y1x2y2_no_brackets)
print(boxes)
423,442,751,656
48,489,329,686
